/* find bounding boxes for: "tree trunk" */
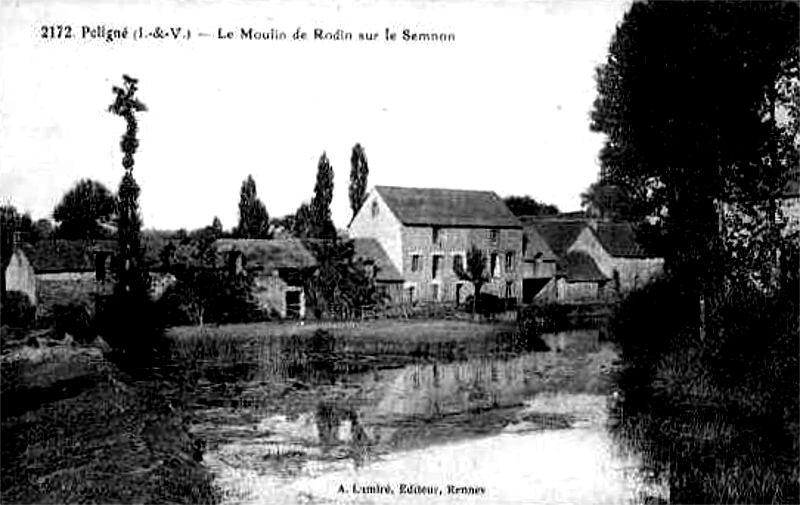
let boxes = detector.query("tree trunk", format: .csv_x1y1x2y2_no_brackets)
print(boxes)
473,283,482,317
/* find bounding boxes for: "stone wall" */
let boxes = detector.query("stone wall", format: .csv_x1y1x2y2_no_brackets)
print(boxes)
36,272,113,321
400,225,523,303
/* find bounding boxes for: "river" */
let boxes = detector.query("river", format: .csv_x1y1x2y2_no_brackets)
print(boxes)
184,330,668,504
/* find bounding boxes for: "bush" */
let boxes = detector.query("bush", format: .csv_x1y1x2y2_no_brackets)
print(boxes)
53,302,94,342
94,288,167,357
609,274,800,504
1,291,35,329
463,293,506,318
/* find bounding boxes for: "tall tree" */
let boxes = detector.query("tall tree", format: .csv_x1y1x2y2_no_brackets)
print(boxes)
455,246,490,315
349,143,369,219
310,152,335,239
52,179,117,239
108,74,149,298
503,196,559,217
590,1,798,336
236,175,270,239
211,216,223,238
579,182,637,221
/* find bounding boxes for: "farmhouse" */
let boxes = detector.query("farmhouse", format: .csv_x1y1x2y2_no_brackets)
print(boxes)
349,186,523,305
569,220,663,292
3,240,116,319
214,238,317,318
521,217,662,301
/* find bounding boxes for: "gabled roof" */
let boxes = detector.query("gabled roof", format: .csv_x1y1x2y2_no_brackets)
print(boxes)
593,222,649,258
522,218,586,257
19,240,117,273
214,239,317,271
562,251,607,283
374,186,521,228
521,227,558,262
352,238,404,283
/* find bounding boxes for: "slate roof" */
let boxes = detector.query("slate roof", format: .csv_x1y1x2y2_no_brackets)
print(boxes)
522,218,586,257
352,238,404,283
523,217,655,259
214,239,317,271
562,251,607,283
374,186,521,228
521,226,558,262
20,240,117,273
593,222,649,258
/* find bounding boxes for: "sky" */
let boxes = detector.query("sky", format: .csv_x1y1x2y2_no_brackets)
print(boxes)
0,0,632,231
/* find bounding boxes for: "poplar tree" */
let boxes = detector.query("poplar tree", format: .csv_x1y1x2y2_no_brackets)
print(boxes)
310,152,335,239
108,74,148,295
349,143,369,219
236,175,270,239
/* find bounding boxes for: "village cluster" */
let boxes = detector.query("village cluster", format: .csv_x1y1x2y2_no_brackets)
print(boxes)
3,183,667,323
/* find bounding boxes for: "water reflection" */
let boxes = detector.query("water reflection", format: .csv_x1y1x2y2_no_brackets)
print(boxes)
187,329,668,504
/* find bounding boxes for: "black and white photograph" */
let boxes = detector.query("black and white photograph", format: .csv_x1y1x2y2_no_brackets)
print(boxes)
0,0,798,503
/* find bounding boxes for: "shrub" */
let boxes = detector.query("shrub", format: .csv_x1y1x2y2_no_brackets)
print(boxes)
609,274,800,504
463,293,506,318
53,302,94,342
1,291,35,329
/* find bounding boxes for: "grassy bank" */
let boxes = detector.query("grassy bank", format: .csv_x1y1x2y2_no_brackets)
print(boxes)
0,342,219,504
609,278,799,504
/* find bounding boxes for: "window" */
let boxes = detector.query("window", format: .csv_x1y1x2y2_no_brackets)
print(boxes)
505,281,513,299
411,254,421,272
407,285,415,303
452,254,464,274
505,252,514,272
432,226,441,244
371,200,380,218
432,255,442,279
522,235,528,257
490,253,498,277
489,229,499,243
432,283,440,301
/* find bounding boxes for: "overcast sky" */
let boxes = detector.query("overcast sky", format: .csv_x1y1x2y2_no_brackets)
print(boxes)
0,0,631,231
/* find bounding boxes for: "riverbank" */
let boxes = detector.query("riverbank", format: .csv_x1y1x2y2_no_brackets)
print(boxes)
162,319,641,504
0,337,219,504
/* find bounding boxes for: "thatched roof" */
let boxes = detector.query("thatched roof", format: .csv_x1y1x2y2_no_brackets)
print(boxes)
19,240,117,273
213,239,317,271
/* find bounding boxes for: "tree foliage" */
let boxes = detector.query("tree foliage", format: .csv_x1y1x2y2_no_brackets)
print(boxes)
579,182,637,221
309,152,336,239
159,238,258,326
503,195,559,217
52,179,117,239
455,246,490,315
590,1,799,324
236,175,270,239
349,143,369,219
108,74,148,296
303,239,383,319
